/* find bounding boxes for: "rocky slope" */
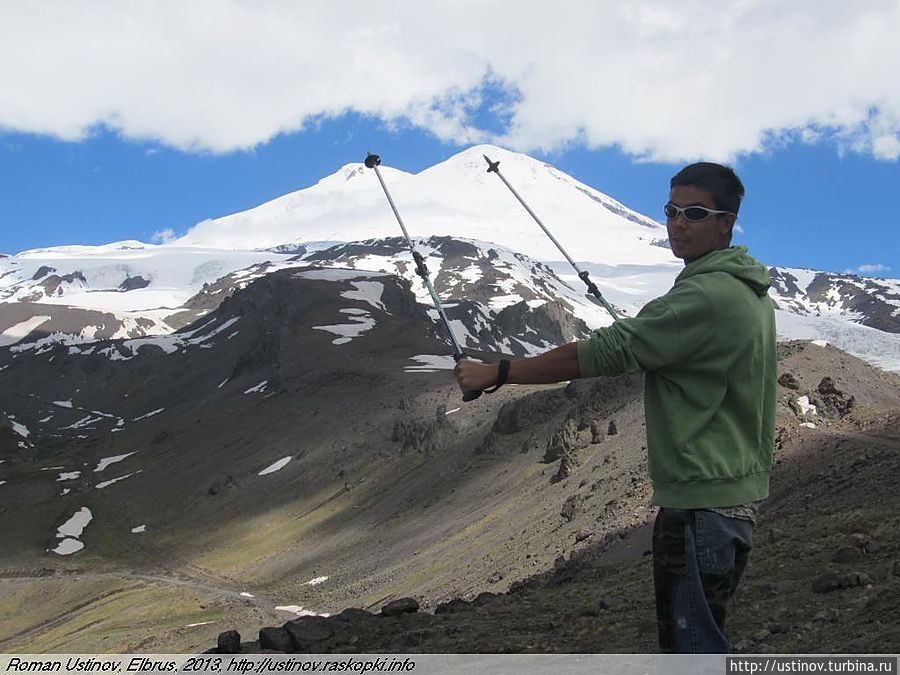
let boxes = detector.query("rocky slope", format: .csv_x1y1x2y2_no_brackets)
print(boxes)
0,265,635,652
206,341,900,654
1,265,898,654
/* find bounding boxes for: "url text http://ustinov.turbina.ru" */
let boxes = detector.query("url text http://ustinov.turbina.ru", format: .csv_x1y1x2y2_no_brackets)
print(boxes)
726,657,897,674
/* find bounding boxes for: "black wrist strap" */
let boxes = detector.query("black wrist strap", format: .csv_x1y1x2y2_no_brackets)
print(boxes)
484,359,511,393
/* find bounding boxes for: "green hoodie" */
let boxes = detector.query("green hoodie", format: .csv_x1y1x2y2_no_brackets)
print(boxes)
576,246,776,508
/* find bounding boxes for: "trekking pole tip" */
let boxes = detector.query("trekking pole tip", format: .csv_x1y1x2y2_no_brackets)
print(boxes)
364,153,381,169
483,154,500,173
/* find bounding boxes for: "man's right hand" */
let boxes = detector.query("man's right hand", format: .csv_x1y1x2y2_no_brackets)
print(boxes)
454,358,498,392
454,342,582,392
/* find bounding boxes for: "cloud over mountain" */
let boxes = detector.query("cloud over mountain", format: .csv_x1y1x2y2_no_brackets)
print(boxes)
1,1,898,161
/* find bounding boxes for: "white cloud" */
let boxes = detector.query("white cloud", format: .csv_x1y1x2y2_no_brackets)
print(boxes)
845,263,891,276
151,228,176,244
857,263,891,274
1,1,899,162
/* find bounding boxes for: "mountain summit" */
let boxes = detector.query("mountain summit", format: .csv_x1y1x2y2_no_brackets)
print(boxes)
176,145,672,266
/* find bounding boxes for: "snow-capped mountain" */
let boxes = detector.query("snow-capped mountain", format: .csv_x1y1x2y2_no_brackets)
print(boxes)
769,267,900,333
177,145,674,267
0,242,296,347
1,241,293,310
1,144,899,371
0,235,613,361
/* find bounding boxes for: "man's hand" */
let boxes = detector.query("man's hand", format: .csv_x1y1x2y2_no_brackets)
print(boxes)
454,358,498,392
454,343,582,393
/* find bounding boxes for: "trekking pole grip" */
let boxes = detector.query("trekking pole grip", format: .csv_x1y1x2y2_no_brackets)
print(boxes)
455,353,483,402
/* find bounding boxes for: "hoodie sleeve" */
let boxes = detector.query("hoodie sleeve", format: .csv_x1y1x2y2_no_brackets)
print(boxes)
576,279,714,377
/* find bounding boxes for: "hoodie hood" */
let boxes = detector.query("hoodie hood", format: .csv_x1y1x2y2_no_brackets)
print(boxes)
676,246,771,297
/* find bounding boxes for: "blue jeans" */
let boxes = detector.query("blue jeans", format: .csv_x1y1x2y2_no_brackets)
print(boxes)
653,507,753,653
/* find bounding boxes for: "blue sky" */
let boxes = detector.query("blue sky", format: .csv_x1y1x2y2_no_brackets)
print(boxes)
1,3,897,277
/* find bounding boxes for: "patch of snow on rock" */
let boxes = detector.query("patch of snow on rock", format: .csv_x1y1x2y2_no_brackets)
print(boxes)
9,423,31,442
404,355,456,372
796,396,817,418
94,452,137,472
313,313,376,345
341,281,386,312
0,316,52,347
57,507,92,539
96,471,140,489
259,457,292,476
244,381,268,394
133,408,164,421
52,538,84,555
295,269,390,282
275,605,330,618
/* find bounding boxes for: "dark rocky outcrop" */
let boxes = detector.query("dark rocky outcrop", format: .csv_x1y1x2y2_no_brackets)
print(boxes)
217,630,241,654
32,266,56,280
391,417,447,454
118,275,151,291
212,599,423,654
381,598,419,616
544,417,592,483
816,377,855,418
778,372,801,390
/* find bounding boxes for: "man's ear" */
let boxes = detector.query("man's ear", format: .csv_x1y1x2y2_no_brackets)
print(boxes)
719,213,736,239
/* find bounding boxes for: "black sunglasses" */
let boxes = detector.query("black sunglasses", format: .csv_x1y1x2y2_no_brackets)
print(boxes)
664,202,734,222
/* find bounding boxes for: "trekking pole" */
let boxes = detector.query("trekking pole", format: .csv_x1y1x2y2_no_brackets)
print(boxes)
482,155,621,321
364,152,484,402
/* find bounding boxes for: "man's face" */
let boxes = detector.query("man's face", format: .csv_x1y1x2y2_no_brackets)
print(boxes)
666,185,735,263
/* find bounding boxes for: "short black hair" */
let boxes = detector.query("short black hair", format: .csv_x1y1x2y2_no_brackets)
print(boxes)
670,162,745,215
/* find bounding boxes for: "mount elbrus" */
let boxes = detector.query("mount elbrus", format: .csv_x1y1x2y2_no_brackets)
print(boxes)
1,146,899,653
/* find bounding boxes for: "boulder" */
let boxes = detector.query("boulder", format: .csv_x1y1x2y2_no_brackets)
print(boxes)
259,627,293,653
831,547,863,563
811,573,842,594
817,377,855,417
434,598,470,615
217,630,241,654
284,617,335,652
778,372,801,390
380,597,419,616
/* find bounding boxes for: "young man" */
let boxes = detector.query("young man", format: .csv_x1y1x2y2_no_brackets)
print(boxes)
454,162,776,653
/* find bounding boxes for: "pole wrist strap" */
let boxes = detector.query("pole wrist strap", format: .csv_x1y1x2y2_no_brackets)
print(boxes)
484,359,511,393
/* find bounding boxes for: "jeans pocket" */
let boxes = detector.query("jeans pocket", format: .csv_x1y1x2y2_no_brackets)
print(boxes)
694,510,740,576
